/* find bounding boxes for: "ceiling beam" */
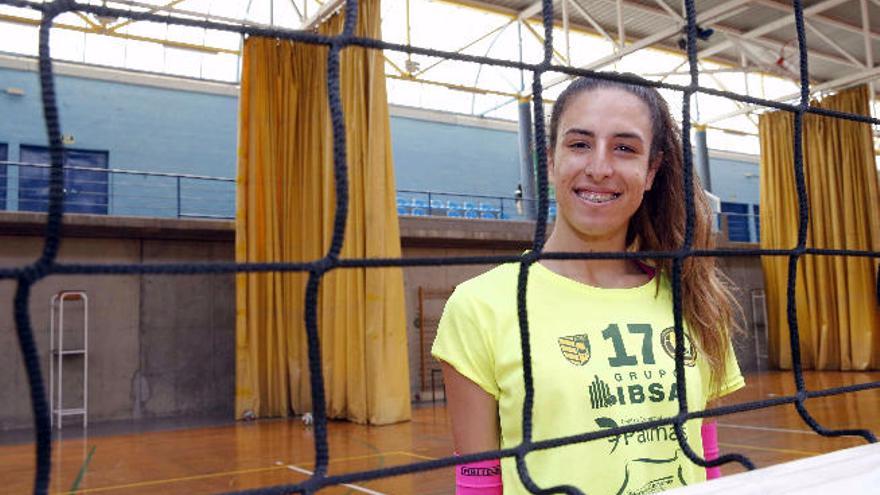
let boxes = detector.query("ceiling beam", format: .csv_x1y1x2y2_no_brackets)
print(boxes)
0,13,231,55
521,18,569,64
287,0,304,22
597,0,862,71
751,0,880,43
574,0,862,73
805,20,864,67
698,0,851,60
103,0,276,30
454,0,859,74
652,0,682,21
535,0,749,93
518,0,557,20
568,0,613,43
303,0,344,29
615,0,625,51
108,0,187,33
703,64,880,124
412,19,515,78
863,0,875,68
721,26,865,70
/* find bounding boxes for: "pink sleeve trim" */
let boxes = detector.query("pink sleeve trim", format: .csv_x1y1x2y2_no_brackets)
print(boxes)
455,454,502,495
702,420,722,480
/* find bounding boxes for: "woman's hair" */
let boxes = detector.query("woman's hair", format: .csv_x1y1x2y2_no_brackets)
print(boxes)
548,75,740,396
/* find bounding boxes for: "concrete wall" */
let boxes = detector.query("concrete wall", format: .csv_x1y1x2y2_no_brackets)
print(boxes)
0,212,767,432
0,214,234,431
717,253,769,373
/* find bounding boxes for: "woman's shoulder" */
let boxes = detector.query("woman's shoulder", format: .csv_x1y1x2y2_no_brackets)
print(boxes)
447,262,522,311
453,262,521,295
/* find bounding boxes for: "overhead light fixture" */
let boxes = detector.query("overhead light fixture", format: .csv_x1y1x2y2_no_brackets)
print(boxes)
677,25,715,51
405,59,420,74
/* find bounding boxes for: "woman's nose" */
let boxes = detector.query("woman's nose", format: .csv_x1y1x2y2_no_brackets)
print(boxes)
583,145,613,180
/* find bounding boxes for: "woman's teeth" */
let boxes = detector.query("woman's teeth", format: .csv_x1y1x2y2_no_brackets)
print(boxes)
576,191,620,204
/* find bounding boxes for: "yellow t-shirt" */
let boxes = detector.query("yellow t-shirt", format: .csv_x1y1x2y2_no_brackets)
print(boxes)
432,262,744,495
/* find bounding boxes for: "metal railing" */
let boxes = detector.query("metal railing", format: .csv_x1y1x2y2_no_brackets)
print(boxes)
395,188,555,221
0,161,235,219
0,161,759,242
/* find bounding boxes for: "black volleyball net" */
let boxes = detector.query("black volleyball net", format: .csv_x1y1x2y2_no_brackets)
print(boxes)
2,0,879,494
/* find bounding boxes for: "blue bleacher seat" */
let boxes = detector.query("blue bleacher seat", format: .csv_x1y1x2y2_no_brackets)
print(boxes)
429,199,446,215
413,199,428,209
411,207,428,216
478,202,500,213
447,210,463,218
480,211,496,219
397,205,409,216
548,204,557,217
463,201,477,211
396,197,409,208
447,200,462,210
464,209,479,219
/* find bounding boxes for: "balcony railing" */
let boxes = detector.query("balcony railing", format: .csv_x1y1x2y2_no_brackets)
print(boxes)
0,161,235,219
0,161,758,242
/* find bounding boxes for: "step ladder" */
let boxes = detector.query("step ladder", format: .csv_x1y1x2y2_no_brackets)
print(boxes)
49,291,88,429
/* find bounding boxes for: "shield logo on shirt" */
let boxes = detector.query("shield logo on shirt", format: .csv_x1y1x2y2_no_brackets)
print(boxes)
558,334,591,366
660,327,698,367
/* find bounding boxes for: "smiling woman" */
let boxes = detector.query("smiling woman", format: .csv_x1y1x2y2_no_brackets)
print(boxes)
545,85,660,261
432,75,744,495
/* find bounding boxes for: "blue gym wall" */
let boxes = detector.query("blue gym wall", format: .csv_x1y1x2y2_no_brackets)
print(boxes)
0,65,238,217
390,116,520,198
709,157,760,206
708,156,761,242
0,62,758,229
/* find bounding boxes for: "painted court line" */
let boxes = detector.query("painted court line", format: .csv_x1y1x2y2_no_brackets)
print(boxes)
394,450,437,461
70,451,395,493
717,423,819,436
286,465,388,495
719,441,820,457
71,465,287,493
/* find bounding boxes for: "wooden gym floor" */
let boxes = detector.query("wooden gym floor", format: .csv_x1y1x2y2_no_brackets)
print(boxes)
2,370,878,494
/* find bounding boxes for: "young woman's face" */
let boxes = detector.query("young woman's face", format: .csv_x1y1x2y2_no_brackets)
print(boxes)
549,87,659,247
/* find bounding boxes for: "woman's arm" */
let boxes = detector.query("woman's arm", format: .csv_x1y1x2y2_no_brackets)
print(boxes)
442,362,503,494
442,361,500,453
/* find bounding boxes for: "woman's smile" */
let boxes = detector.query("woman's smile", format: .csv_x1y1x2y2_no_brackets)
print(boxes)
572,187,622,205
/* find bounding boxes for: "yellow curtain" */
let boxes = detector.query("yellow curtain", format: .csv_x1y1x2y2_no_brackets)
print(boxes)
759,84,880,370
235,0,411,425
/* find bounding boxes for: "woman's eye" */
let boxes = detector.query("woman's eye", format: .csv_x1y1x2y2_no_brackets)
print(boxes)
616,144,636,153
570,142,590,150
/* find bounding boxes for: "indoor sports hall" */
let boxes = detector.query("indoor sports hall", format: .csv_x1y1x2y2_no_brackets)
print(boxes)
0,0,878,494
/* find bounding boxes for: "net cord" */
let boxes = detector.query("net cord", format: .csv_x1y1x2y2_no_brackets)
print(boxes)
3,0,877,494
511,1,582,492
668,0,755,473
785,0,877,444
0,247,876,281
3,0,880,125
